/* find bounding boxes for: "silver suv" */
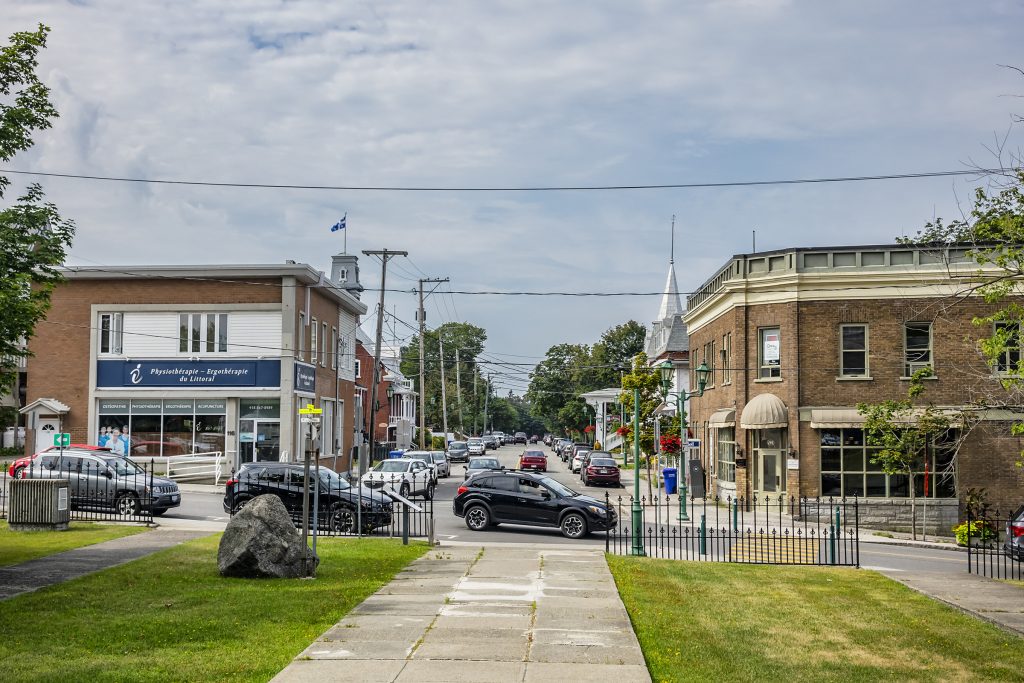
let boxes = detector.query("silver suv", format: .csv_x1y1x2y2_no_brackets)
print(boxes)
26,451,180,516
361,458,435,499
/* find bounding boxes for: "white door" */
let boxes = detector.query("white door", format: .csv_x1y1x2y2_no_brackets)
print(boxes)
35,419,60,452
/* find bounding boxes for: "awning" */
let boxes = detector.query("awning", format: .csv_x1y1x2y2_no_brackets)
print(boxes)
740,393,788,429
19,398,70,416
709,408,736,427
809,408,863,429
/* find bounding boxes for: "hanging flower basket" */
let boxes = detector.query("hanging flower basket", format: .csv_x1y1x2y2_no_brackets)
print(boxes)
584,425,595,434
660,434,681,453
615,425,631,437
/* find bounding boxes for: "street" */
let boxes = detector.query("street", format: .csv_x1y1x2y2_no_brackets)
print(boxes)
166,442,975,573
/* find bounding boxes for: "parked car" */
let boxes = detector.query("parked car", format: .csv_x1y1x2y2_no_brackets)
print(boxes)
403,451,439,484
8,444,111,479
25,451,180,516
429,451,450,478
464,456,502,479
581,455,621,487
492,431,506,445
1007,504,1024,561
529,435,539,444
454,470,616,539
224,462,393,532
514,432,528,444
361,458,435,499
482,434,498,450
578,450,609,479
571,450,591,474
518,450,547,472
448,441,470,462
543,435,553,446
467,438,487,456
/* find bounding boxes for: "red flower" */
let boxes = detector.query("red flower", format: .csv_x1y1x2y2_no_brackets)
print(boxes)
660,435,681,453
584,425,595,433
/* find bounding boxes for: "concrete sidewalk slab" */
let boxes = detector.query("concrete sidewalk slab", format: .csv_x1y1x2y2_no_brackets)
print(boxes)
272,545,651,682
0,528,210,601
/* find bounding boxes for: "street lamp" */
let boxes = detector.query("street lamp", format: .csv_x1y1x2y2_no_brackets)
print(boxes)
658,359,710,521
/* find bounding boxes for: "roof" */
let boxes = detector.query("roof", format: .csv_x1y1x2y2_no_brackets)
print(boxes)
62,264,367,316
20,398,71,415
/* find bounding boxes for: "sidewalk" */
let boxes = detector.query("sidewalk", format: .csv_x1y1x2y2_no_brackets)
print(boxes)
879,570,1024,637
0,528,210,601
273,544,651,683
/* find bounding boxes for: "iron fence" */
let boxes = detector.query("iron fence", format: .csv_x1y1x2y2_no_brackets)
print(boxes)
605,492,859,566
965,507,1024,581
225,469,434,540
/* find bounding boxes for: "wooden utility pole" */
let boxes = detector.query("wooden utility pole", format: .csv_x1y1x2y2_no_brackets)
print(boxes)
417,277,448,448
455,348,463,434
361,249,407,505
439,333,449,447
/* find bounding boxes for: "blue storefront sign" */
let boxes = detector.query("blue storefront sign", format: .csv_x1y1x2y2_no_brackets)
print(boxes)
294,361,316,394
96,359,281,388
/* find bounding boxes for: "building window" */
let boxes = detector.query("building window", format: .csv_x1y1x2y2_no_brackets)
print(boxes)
994,322,1021,374
717,427,736,483
904,322,933,376
706,340,716,388
322,322,329,367
721,333,731,384
178,313,228,354
759,327,781,378
355,358,361,379
819,428,956,498
98,313,123,354
310,317,318,363
298,312,306,361
840,324,868,377
331,327,338,370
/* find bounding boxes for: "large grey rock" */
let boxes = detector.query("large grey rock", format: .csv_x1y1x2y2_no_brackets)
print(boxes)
218,494,319,578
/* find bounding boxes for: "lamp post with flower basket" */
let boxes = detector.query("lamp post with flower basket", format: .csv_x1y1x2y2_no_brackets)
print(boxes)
657,360,711,521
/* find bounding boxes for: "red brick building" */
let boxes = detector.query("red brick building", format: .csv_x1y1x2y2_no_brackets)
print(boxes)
685,244,1024,530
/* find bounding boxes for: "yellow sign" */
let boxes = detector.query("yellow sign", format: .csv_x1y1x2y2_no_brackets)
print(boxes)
298,406,323,415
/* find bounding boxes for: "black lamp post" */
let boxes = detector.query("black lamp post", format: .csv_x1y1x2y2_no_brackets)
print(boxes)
658,359,711,520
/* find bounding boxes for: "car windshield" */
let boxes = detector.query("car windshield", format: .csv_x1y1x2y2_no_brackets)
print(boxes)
468,439,482,445
318,468,350,489
539,476,577,498
100,456,144,476
450,442,467,449
523,451,545,458
591,458,616,467
373,461,409,473
430,453,446,462
469,458,499,469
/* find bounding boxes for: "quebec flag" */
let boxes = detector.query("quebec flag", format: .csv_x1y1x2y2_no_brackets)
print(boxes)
330,215,347,232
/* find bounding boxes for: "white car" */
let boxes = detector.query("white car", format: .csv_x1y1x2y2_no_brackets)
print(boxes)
571,450,590,474
428,451,450,478
403,451,439,483
361,458,434,499
467,438,486,456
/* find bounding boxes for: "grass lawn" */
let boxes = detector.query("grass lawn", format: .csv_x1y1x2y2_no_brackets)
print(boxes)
608,556,1024,682
0,521,149,567
0,535,428,682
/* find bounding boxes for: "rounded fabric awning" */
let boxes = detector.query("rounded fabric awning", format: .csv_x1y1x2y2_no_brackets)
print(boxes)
740,393,788,429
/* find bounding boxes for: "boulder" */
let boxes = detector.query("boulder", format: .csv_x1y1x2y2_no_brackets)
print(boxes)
218,494,319,578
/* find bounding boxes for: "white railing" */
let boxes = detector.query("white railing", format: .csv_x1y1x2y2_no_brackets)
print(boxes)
604,431,623,452
157,451,227,484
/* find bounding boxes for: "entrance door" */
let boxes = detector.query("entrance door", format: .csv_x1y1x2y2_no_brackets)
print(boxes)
35,418,59,453
753,428,786,495
239,420,281,463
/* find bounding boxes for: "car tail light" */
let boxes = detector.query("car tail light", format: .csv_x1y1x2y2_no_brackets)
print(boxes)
1011,523,1024,538
587,466,598,473
226,478,238,488
456,485,469,496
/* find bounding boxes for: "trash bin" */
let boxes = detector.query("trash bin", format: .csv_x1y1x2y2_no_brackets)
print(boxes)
663,467,678,495
388,450,404,459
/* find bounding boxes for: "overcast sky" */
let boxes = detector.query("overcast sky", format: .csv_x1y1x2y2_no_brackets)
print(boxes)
5,1,1023,394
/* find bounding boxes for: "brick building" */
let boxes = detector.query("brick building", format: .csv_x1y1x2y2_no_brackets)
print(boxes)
684,243,1024,530
22,254,367,473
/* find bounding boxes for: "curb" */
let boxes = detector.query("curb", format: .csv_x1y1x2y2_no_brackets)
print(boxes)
885,575,1024,638
861,536,965,553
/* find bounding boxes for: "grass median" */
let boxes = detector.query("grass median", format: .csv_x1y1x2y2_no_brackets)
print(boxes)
0,521,149,567
0,535,428,682
608,555,1023,682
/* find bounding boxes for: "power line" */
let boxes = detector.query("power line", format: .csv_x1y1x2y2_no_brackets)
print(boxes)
2,167,1010,192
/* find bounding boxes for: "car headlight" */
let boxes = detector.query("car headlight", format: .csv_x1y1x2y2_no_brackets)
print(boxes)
586,505,607,516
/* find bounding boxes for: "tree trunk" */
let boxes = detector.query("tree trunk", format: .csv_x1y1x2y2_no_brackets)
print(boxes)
909,470,917,541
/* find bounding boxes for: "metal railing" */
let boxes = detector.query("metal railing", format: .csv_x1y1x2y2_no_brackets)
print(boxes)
225,470,434,541
158,451,226,484
605,492,859,566
965,508,1024,581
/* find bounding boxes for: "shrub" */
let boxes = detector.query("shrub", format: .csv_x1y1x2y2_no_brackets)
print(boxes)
430,435,446,450
953,520,997,546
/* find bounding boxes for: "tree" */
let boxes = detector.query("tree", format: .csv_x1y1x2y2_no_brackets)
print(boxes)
400,322,487,432
620,352,665,498
857,368,955,540
590,320,647,387
0,24,75,394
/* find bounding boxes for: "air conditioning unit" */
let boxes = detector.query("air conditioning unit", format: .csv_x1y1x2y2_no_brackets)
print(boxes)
906,362,931,375
9,479,70,531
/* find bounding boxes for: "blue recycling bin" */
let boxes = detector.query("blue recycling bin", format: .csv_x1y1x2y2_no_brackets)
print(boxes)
388,450,404,459
663,467,678,495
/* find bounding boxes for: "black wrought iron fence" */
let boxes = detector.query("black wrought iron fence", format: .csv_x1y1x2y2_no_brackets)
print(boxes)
965,507,1024,581
605,493,859,567
225,469,434,540
17,456,159,523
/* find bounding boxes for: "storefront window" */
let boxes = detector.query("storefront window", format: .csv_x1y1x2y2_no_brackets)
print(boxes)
98,399,227,457
716,427,736,483
819,428,956,498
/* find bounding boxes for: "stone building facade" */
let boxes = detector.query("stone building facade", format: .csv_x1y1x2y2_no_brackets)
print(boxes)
684,244,1024,531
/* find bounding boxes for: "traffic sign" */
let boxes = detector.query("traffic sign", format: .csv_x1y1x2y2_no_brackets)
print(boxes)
53,433,71,448
300,416,321,425
298,406,323,415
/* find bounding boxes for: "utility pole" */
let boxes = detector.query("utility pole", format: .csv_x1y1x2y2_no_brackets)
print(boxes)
362,249,408,508
473,371,478,435
483,373,491,434
439,333,449,447
417,277,448,448
455,348,463,434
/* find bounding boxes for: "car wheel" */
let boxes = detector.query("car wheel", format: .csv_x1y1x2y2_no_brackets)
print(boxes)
425,484,435,501
116,492,140,516
399,483,411,498
465,505,490,531
561,512,588,539
231,496,252,514
329,504,355,532
14,466,25,479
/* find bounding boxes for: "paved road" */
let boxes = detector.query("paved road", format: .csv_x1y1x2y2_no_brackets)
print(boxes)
166,442,975,573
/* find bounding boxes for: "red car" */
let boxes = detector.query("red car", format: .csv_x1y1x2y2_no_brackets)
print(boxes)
518,450,547,472
7,444,111,478
582,455,621,487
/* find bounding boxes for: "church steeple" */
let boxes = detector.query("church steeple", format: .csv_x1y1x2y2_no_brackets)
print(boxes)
657,263,683,320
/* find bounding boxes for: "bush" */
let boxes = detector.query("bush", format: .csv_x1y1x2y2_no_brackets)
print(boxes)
430,436,446,450
0,446,21,460
952,520,997,546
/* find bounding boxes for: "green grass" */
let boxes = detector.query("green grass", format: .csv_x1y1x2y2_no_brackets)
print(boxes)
608,555,1024,682
0,535,428,682
0,521,149,567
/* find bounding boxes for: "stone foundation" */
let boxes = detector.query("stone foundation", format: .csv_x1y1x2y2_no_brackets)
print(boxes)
801,498,959,536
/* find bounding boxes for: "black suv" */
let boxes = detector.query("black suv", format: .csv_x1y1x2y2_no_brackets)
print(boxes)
453,470,616,539
224,463,393,533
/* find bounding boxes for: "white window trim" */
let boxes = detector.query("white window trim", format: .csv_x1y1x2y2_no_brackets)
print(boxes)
331,327,338,370
322,321,328,367
758,327,781,379
298,312,306,362
98,312,123,355
355,358,362,379
311,316,318,364
178,312,228,355
903,321,933,378
994,321,1021,376
839,323,870,378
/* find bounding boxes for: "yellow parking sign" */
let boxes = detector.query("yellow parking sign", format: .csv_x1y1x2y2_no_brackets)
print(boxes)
298,405,323,415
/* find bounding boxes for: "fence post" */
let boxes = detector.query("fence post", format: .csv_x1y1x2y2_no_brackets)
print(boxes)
605,492,611,554
732,497,739,533
402,503,409,545
966,507,972,574
828,504,837,565
699,513,706,556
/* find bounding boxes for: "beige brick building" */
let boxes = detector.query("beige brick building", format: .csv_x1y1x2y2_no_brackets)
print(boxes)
684,244,1024,529
22,255,367,473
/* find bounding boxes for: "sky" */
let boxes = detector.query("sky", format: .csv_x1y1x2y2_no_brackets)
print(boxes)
4,1,1024,396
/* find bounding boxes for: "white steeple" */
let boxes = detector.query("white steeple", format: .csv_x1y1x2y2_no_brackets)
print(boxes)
657,263,683,320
